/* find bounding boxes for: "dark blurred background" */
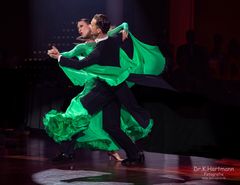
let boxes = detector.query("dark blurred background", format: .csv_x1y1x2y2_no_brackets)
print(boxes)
1,0,240,159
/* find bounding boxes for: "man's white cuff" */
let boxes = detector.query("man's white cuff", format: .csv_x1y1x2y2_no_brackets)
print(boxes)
58,55,62,62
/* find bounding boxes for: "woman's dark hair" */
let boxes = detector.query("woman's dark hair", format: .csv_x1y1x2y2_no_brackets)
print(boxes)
78,18,90,24
93,14,110,34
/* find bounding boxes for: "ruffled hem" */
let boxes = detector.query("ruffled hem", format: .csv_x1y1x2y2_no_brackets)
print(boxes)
73,119,154,151
75,119,153,151
124,119,154,141
43,110,91,143
43,108,153,151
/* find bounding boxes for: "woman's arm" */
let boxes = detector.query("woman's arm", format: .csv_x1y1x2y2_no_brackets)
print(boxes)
107,22,129,37
61,44,84,58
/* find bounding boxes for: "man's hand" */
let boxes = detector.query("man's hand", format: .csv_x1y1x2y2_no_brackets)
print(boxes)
47,46,60,59
121,30,128,42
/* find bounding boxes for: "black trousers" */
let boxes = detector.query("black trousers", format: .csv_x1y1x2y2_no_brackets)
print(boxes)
80,80,151,159
81,80,150,128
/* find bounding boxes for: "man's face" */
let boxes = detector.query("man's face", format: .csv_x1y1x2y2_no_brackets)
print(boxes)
77,20,91,39
90,18,101,37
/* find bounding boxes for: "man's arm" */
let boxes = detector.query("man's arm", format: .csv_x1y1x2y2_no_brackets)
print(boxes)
60,43,85,59
59,46,101,69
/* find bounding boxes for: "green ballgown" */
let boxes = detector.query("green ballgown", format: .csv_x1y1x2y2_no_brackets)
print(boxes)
43,23,166,151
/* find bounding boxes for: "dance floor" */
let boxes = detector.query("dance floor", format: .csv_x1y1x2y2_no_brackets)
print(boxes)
0,129,240,185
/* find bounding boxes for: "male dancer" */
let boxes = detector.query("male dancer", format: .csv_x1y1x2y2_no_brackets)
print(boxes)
48,14,150,166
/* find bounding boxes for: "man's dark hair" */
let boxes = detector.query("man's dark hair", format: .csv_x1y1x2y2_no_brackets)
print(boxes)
93,14,110,34
78,18,90,24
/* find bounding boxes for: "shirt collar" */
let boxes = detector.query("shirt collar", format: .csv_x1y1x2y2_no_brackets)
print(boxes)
95,35,108,43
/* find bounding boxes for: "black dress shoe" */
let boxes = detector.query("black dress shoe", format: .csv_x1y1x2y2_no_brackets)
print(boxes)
52,153,75,162
121,152,145,166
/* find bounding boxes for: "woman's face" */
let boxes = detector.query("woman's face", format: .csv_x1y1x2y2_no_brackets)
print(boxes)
77,21,91,39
